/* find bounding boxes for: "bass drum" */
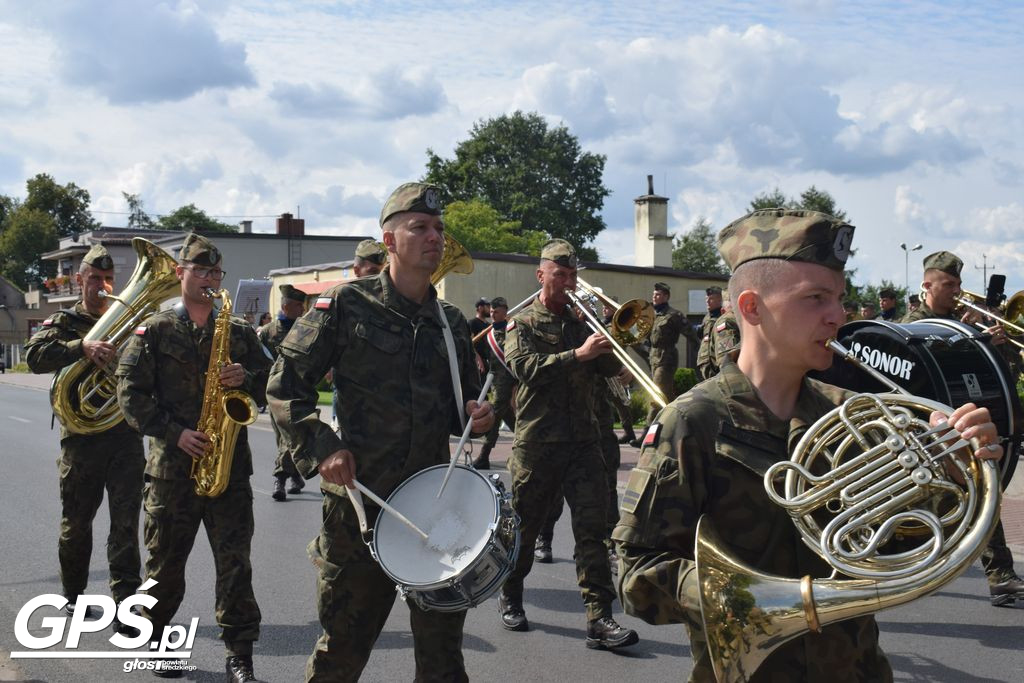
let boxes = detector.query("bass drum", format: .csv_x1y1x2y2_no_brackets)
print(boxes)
814,318,1022,485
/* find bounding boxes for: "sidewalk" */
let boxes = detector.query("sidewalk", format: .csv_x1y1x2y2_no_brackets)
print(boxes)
4,370,1021,555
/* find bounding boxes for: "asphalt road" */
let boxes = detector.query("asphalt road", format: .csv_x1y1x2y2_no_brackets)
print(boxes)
0,380,1021,682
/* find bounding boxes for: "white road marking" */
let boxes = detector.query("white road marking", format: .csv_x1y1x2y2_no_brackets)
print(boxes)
8,416,30,423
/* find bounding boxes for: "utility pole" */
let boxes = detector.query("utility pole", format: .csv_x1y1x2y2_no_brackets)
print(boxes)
975,254,990,291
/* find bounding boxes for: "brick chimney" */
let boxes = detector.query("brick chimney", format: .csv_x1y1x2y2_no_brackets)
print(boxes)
276,213,305,237
634,175,671,268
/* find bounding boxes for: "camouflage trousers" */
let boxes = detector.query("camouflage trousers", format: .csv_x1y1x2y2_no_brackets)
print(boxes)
505,439,616,621
982,518,1016,583
142,478,260,648
644,362,678,426
483,374,517,450
306,492,468,683
57,431,145,602
539,428,621,546
270,412,301,479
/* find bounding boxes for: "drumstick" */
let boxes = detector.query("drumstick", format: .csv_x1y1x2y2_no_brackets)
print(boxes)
348,486,369,535
437,372,494,499
351,479,429,541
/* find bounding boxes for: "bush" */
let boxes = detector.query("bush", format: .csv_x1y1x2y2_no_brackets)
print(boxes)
675,367,698,396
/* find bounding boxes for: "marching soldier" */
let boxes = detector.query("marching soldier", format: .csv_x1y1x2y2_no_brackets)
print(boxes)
259,284,309,501
902,250,1024,606
696,286,724,380
642,282,687,430
708,301,740,375
474,296,516,470
498,238,638,650
601,300,638,444
352,238,386,277
266,182,493,682
116,233,270,681
615,210,1003,681
26,244,145,636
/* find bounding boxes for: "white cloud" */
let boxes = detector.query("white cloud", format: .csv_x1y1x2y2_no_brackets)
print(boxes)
114,153,224,207
270,66,448,121
966,203,1024,241
511,63,617,139
19,0,254,104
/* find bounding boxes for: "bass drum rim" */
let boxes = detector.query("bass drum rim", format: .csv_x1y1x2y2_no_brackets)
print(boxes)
816,318,1021,487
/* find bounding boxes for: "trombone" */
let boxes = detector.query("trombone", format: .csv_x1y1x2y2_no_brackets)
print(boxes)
954,288,1024,352
567,277,668,408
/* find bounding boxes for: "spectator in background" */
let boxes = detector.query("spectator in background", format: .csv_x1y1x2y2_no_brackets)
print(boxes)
469,297,492,374
877,288,899,321
860,302,877,320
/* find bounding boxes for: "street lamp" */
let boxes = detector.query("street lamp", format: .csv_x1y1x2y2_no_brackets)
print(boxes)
900,243,923,304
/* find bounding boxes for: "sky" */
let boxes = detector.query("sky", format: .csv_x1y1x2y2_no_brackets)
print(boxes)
1,0,1022,298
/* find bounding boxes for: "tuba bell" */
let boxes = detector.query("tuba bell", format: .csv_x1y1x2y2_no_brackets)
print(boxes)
696,342,1001,682
51,238,181,434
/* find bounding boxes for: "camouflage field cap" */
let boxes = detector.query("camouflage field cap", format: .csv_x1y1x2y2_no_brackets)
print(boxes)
491,296,508,309
82,244,114,271
354,238,386,265
279,283,308,303
705,285,722,295
179,233,222,267
379,182,443,226
654,282,671,293
717,209,855,272
540,239,577,268
922,250,963,278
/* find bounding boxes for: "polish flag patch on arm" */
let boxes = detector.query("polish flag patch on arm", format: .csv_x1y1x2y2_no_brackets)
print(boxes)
134,326,147,336
314,297,332,311
642,422,661,448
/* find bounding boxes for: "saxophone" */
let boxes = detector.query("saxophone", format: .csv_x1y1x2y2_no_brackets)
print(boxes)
190,288,258,497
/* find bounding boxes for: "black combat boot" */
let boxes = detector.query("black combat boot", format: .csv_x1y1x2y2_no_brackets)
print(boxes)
226,654,257,682
272,477,287,501
62,595,99,619
585,616,639,650
990,572,1024,607
617,427,636,444
534,536,553,563
287,474,305,495
472,444,492,470
498,593,528,632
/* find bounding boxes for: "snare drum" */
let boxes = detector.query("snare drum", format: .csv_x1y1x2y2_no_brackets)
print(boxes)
370,464,520,612
814,318,1022,483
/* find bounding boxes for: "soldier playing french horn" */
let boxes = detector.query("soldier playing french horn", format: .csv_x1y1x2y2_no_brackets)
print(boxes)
116,233,270,682
615,210,1003,682
25,244,146,637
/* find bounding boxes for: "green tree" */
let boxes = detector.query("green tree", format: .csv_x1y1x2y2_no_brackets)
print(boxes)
672,216,728,274
157,204,238,233
443,199,547,256
849,279,907,317
424,111,610,255
748,185,848,221
23,173,99,237
123,192,157,229
0,194,16,229
748,187,792,212
0,207,58,288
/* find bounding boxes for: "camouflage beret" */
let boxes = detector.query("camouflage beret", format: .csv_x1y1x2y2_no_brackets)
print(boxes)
922,250,963,278
717,209,854,272
179,233,222,267
82,244,113,271
354,238,386,265
654,282,671,294
705,286,722,296
279,283,308,303
490,296,508,309
540,239,577,268
379,182,443,226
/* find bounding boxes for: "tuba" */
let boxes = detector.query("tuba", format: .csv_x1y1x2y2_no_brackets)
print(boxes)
51,238,181,434
697,340,1000,682
190,288,259,497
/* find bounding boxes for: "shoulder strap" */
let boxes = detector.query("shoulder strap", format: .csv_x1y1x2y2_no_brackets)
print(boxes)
436,301,466,431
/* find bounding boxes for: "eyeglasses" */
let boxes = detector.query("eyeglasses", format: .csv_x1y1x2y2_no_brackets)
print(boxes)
184,264,226,280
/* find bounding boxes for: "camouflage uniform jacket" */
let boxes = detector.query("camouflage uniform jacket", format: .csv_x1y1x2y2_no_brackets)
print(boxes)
115,306,270,481
257,316,295,358
900,302,948,323
265,271,481,499
505,298,620,442
649,305,687,369
695,309,721,380
614,362,891,682
26,301,136,439
712,310,740,367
